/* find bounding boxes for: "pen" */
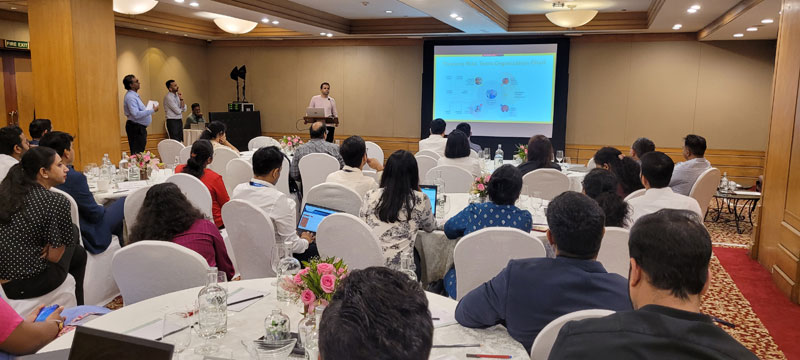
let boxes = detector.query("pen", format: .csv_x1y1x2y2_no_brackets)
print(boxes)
712,316,736,328
432,344,480,348
466,354,511,359
227,295,264,307
431,317,440,320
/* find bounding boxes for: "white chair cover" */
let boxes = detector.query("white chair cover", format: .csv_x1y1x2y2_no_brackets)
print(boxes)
248,136,281,151
277,156,291,196
112,241,209,305
0,275,77,316
298,153,340,196
221,200,277,279
157,139,185,166
624,188,646,202
209,147,239,179
596,227,630,278
50,188,79,232
415,155,438,185
224,158,253,195
522,169,570,201
416,149,440,160
689,167,721,216
166,173,213,220
123,185,151,231
364,141,384,171
425,165,473,193
179,146,192,164
586,157,596,168
363,170,381,183
303,182,363,216
316,213,384,270
530,309,615,360
453,228,546,300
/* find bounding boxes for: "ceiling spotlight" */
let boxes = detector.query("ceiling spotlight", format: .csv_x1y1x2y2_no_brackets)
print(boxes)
450,13,458,18
746,27,758,31
10,6,16,9
261,18,269,23
326,33,333,37
385,10,393,14
672,24,682,30
183,34,188,36
175,0,184,3
456,16,463,21
733,33,744,38
189,1,199,7
690,5,701,10
272,20,279,24
761,18,774,24
320,32,326,35
687,8,697,13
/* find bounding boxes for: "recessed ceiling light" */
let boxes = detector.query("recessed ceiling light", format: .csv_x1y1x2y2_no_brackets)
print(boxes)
189,2,199,7
456,16,463,21
261,18,269,23
184,34,188,36
175,0,184,3
272,20,279,24
690,5,701,10
672,24,682,30
746,27,758,31
450,13,458,18
326,33,333,37
143,27,148,30
320,32,326,35
10,6,16,9
733,33,744,38
761,18,774,24
165,31,170,34
385,10,392,14
687,8,697,13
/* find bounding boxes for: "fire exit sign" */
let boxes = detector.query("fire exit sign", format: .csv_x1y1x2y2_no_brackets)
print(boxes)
4,40,29,49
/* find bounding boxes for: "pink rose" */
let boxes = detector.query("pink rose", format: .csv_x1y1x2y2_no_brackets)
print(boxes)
477,184,485,191
299,268,310,276
301,289,316,305
337,267,347,275
143,154,151,162
293,272,304,285
317,263,335,275
475,177,480,182
484,175,490,182
320,274,336,294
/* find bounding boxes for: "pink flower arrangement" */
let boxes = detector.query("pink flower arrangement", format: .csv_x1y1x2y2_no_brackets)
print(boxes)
471,174,491,198
129,151,164,170
280,257,348,314
516,144,528,162
280,135,304,152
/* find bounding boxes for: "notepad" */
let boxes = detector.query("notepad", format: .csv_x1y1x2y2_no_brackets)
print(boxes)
146,100,159,111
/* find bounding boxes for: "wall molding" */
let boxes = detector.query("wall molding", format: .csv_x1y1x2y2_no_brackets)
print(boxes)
698,0,765,40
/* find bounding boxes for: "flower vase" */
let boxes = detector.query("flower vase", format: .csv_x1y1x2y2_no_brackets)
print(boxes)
479,195,487,203
139,167,149,180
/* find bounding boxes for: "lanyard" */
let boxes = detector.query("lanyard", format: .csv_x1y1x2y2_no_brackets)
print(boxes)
249,181,268,187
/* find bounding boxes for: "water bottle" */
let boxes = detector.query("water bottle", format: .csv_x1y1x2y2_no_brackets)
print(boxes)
276,241,301,302
719,172,729,193
118,152,129,171
196,267,228,340
174,155,181,168
494,144,504,168
433,171,446,218
399,254,417,282
127,161,140,181
304,305,326,360
100,153,112,179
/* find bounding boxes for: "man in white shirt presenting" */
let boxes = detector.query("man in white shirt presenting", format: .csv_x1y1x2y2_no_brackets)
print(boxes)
231,146,317,262
326,136,383,198
628,151,703,226
163,79,187,142
0,126,30,181
308,82,338,143
669,134,711,196
419,118,447,157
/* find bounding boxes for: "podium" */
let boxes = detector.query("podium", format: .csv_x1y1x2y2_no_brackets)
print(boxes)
303,116,339,126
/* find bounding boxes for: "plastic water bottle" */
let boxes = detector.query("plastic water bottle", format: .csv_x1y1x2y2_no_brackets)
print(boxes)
719,172,729,193
276,241,301,302
196,267,228,340
100,154,112,179
399,255,417,282
127,161,140,181
118,152,129,171
494,144,504,168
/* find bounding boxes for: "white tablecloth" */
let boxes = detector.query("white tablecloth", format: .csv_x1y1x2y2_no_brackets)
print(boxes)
183,129,203,147
90,169,172,204
38,279,527,359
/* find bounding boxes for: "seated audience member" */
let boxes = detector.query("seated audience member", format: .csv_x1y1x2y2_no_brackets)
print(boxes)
0,300,65,356
455,191,631,352
199,121,239,152
128,183,234,280
630,137,655,162
443,165,533,299
28,119,52,146
184,103,204,129
628,151,702,225
0,147,87,305
319,267,433,360
549,210,758,360
670,134,711,196
456,122,482,153
289,121,344,182
0,126,30,181
232,146,316,261
175,140,229,228
40,131,125,254
437,130,483,177
326,135,382,197
593,147,643,197
518,135,561,176
418,118,447,156
582,168,630,228
361,150,435,271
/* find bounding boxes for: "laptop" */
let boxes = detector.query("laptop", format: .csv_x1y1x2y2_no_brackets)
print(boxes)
420,185,438,216
66,326,174,360
297,203,341,234
306,107,325,117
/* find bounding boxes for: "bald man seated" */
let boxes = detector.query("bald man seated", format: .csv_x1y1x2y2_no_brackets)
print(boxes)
289,121,344,182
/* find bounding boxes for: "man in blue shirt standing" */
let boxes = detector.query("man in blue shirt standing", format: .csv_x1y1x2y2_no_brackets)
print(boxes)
122,74,158,154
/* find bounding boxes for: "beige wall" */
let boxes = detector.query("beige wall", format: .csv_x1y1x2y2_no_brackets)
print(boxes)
0,19,30,42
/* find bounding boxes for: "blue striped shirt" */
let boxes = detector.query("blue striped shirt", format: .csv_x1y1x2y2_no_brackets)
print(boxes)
123,90,153,126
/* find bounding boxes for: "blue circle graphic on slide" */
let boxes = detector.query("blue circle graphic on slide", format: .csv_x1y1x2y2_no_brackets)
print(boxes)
486,89,497,99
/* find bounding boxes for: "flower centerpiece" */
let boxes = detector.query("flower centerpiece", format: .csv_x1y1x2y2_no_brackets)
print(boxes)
280,135,303,154
281,257,347,315
516,144,528,162
129,151,164,179
470,174,490,202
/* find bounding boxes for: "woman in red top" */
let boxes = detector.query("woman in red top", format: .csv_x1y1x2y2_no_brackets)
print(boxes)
175,139,229,228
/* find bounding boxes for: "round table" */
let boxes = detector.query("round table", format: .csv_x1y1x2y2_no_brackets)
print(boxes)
38,279,527,359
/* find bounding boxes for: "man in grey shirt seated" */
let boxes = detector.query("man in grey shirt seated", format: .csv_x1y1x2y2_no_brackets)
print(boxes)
669,134,711,195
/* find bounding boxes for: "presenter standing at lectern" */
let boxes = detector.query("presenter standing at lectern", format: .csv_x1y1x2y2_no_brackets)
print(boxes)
308,82,338,142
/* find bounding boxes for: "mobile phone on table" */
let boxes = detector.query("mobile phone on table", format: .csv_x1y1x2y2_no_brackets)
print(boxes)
35,304,59,322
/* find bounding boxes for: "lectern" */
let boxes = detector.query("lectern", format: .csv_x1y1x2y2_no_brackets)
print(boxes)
303,116,339,126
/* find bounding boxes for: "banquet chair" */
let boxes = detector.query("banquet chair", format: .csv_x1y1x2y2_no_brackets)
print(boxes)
221,200,277,279
415,155,438,184
0,275,78,316
209,147,239,179
316,213,384,270
586,157,596,169
364,141,384,171
224,158,253,195
298,153,340,197
689,167,721,217
123,185,152,231
363,170,381,183
112,241,209,305
277,156,291,196
624,188,646,202
425,165,473,193
416,149,440,160
453,228,546,300
303,182,362,216
596,227,630,278
530,309,615,360
179,146,192,164
248,136,281,151
157,139,185,167
522,169,570,201
166,173,213,220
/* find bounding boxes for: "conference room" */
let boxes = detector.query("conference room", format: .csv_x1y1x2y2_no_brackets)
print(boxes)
1,0,799,359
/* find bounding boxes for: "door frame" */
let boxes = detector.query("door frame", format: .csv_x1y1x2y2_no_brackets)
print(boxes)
1,48,31,126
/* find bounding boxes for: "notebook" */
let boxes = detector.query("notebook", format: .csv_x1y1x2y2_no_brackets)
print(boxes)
297,203,341,234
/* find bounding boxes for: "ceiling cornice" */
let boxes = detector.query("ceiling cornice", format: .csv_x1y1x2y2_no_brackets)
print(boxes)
509,11,648,32
697,0,765,40
462,0,509,31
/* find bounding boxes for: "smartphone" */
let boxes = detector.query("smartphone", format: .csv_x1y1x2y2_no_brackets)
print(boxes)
35,304,59,322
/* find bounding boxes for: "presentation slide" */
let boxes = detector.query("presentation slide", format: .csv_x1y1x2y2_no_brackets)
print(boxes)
433,44,558,137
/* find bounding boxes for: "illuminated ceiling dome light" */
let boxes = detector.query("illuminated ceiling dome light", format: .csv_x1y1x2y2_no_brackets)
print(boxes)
213,15,258,34
113,0,158,15
545,5,598,28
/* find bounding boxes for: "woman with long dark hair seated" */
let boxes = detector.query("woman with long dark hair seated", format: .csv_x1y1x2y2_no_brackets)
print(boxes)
200,121,239,152
437,130,483,177
592,147,643,198
360,150,436,271
582,168,630,228
175,140,229,228
0,147,87,305
128,183,235,280
518,135,561,176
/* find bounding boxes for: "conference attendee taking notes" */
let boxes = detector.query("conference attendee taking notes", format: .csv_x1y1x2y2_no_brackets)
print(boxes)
308,82,338,143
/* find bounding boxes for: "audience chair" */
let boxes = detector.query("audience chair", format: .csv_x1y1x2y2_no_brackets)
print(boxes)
123,185,151,231
425,165,473,193
224,158,253,195
316,213,384,270
0,275,78,316
112,241,209,305
689,167,722,217
303,182,362,216
298,153,340,197
179,146,192,164
624,188,646,202
596,227,630,278
248,136,281,151
415,155,438,185
530,309,615,360
416,149,440,160
276,156,291,196
221,200,278,279
209,147,239,179
586,157,596,168
453,228,546,300
522,169,570,201
364,141,385,171
362,170,381,183
166,173,213,220
157,139,185,167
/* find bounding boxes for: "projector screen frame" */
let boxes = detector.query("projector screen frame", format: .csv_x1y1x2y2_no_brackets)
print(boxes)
421,38,570,158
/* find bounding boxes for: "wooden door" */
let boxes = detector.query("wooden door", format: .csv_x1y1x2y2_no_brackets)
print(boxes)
1,50,34,135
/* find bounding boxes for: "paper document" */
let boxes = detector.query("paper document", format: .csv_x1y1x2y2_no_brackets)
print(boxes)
146,100,158,111
116,180,149,191
125,318,165,341
226,287,269,312
431,307,457,328
734,190,761,196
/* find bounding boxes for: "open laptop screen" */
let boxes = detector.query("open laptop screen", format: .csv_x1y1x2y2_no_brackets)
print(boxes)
420,185,437,216
297,203,341,233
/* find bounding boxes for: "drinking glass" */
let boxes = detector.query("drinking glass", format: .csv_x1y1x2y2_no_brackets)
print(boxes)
483,148,491,161
162,312,193,355
555,150,564,164
270,246,282,285
84,163,98,181
217,271,228,293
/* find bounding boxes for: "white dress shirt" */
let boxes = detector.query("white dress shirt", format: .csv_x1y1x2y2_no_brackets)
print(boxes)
0,154,18,181
669,157,712,196
163,91,187,119
437,156,483,178
231,179,309,254
308,95,338,117
419,134,447,157
627,187,703,227
325,166,378,198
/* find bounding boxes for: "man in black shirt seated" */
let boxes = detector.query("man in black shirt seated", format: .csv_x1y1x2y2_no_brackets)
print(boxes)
548,209,757,360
